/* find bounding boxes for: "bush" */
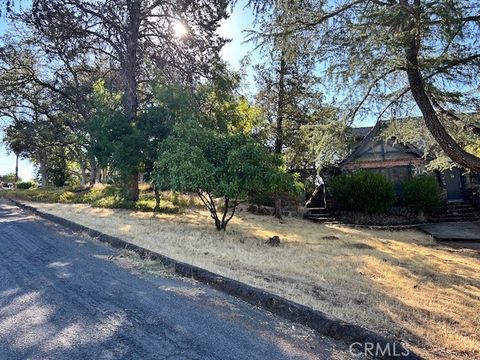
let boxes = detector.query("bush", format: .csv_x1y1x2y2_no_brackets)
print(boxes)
330,170,395,213
59,191,76,203
402,175,442,213
16,181,36,189
155,125,300,230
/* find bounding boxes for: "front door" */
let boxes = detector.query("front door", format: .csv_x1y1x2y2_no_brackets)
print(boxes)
444,168,464,201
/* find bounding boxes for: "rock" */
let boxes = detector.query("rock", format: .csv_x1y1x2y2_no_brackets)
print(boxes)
266,236,280,247
321,235,339,240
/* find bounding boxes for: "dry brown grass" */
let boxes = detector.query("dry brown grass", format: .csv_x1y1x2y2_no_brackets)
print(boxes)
25,201,480,360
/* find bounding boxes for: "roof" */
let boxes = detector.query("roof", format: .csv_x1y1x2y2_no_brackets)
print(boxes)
342,121,384,165
350,126,374,139
341,120,426,167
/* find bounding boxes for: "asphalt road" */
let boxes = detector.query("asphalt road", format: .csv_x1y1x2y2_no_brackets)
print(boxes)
0,201,355,360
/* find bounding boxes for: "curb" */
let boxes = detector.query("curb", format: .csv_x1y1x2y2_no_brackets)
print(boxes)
9,199,421,360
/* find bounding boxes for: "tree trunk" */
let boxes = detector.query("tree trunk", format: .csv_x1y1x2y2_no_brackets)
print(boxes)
275,55,287,154
103,168,109,183
123,1,141,123
153,185,161,211
80,159,87,186
274,53,287,219
120,4,141,200
274,197,283,219
126,173,139,201
14,153,19,189
405,30,480,171
95,167,102,184
89,157,97,186
38,157,48,187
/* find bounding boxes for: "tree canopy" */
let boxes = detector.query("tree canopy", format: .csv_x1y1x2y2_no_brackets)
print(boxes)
249,0,480,172
4,0,480,225
1,0,231,198
155,124,300,230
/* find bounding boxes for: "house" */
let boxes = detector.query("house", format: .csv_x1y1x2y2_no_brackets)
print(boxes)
339,121,480,205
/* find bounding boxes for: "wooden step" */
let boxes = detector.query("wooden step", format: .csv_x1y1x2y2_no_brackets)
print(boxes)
442,209,476,215
429,216,480,223
304,216,336,223
442,204,475,210
432,212,480,218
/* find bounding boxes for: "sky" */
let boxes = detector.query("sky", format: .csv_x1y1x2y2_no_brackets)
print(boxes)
0,0,34,179
0,0,258,180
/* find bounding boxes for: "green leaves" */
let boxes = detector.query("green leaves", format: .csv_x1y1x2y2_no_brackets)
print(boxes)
154,125,299,229
330,170,396,214
155,135,215,193
402,175,442,213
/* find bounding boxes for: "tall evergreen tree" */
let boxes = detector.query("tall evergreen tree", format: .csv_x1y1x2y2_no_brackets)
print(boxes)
250,0,336,216
249,0,480,171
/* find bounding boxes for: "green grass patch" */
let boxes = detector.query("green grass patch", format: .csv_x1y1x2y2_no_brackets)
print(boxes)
0,185,201,213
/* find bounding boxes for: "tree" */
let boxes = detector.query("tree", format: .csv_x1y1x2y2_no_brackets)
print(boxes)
249,0,480,172
27,0,230,200
0,48,75,187
137,79,198,209
250,0,328,217
0,29,110,185
0,0,19,16
0,35,98,187
154,124,299,230
193,61,262,134
290,115,352,171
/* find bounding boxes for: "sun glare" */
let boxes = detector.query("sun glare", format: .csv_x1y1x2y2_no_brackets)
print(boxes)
173,21,188,38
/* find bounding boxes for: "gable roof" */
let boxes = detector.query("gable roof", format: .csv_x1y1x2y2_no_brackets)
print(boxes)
341,120,426,167
350,126,374,140
342,121,384,166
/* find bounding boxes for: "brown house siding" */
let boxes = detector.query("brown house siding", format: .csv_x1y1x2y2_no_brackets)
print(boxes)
343,158,425,170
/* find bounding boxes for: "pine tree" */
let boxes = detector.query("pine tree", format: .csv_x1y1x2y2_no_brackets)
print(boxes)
249,0,480,172
250,0,336,217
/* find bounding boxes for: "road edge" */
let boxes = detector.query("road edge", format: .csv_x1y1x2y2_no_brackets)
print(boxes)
8,198,421,360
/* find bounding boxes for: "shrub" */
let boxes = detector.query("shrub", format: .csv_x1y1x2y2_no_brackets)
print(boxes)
402,175,442,213
16,181,36,189
330,170,395,213
155,125,300,230
59,191,76,203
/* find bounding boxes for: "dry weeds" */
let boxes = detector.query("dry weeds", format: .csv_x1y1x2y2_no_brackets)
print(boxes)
25,201,480,360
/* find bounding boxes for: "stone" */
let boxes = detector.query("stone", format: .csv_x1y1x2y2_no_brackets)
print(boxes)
321,235,339,240
266,236,280,247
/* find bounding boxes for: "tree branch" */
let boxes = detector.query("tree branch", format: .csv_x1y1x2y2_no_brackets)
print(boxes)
428,94,480,136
